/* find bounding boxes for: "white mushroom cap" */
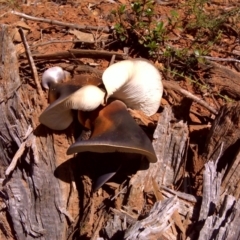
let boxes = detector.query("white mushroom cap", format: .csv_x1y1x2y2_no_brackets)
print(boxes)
65,85,105,111
42,66,70,89
102,59,163,116
39,85,105,130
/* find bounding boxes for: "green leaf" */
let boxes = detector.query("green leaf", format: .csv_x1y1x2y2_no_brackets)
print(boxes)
118,4,126,14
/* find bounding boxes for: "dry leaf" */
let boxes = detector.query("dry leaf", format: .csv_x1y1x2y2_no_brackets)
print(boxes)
69,29,94,42
15,43,25,55
10,21,31,43
128,109,159,126
14,21,31,30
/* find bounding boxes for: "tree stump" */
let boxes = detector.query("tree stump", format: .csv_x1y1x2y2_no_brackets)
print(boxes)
2,22,240,240
0,24,77,240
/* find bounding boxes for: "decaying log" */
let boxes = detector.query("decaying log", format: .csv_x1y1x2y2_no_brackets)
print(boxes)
201,102,240,189
2,21,240,240
104,101,240,239
202,102,240,162
192,102,240,239
207,61,240,99
197,161,240,240
104,106,192,239
0,24,77,240
126,106,189,209
124,197,179,240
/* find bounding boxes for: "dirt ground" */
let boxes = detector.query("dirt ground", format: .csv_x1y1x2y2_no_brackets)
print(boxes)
0,0,240,239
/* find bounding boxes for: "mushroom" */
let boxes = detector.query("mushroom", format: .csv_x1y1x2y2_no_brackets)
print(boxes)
40,59,163,129
42,66,71,90
102,59,163,116
67,100,157,190
39,67,103,130
67,100,157,163
40,64,161,190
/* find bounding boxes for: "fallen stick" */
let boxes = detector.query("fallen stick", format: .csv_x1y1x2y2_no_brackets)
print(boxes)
163,81,218,115
19,28,44,99
5,141,27,177
11,10,110,33
30,39,110,48
31,49,128,60
5,128,33,177
198,55,240,64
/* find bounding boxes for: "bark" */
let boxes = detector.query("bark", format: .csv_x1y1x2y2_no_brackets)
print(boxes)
0,24,77,240
207,61,240,99
2,22,240,240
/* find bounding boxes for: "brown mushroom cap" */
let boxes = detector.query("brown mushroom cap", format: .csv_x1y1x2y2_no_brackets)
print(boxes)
67,100,157,163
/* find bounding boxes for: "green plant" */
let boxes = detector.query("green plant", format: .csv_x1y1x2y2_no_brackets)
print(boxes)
112,0,169,57
183,0,229,41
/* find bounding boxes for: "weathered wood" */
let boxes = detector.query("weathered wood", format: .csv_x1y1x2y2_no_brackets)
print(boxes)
221,149,240,198
207,61,240,99
202,102,240,164
0,24,76,240
2,21,240,240
124,106,189,214
197,161,240,240
104,106,191,239
124,197,179,240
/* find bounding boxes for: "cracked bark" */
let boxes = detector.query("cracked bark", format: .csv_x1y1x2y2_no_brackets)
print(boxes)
0,25,75,240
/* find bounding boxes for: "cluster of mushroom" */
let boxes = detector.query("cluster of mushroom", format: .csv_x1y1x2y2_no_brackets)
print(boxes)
39,59,163,188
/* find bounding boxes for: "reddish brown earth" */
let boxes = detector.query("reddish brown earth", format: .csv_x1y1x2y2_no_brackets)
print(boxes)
0,0,239,238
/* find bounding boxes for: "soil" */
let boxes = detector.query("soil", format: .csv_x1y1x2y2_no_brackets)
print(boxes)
0,0,240,239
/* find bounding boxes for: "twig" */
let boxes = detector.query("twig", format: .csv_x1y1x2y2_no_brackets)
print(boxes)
163,81,218,115
5,130,36,177
110,208,137,225
198,55,240,64
18,28,44,99
31,49,128,61
11,10,110,33
30,39,112,49
161,186,198,203
110,186,127,201
155,0,178,5
5,141,27,177
109,54,116,66
23,125,33,140
31,40,94,48
0,12,9,19
90,212,105,240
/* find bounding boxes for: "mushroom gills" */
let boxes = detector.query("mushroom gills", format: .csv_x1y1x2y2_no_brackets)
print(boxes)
67,100,157,163
102,59,163,116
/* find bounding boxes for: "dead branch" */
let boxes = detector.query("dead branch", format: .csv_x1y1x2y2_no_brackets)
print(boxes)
198,55,240,64
207,61,240,99
18,28,44,99
11,11,110,33
30,39,112,48
30,49,128,61
0,24,74,240
163,81,218,115
5,140,26,177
